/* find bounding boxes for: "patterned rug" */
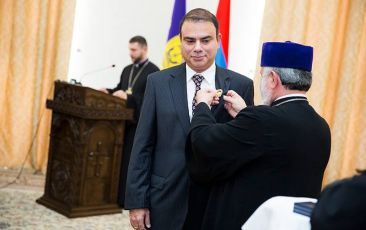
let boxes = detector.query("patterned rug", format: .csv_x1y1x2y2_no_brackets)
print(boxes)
0,187,132,230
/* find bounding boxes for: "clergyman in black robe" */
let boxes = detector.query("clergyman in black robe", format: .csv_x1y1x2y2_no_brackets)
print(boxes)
100,36,159,207
185,41,331,230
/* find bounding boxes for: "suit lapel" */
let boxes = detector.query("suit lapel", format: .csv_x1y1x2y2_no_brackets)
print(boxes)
169,64,190,135
212,66,230,114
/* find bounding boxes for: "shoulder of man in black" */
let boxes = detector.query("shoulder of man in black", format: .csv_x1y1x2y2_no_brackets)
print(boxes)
146,61,160,72
188,103,272,184
120,63,134,75
311,172,366,230
121,60,159,77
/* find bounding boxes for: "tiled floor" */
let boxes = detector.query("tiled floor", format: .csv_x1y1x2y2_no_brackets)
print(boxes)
0,168,133,230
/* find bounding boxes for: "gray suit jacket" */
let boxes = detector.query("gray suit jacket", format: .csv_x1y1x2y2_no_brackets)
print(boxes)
125,63,254,230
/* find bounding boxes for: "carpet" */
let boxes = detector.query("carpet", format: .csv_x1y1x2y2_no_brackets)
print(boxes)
0,187,132,230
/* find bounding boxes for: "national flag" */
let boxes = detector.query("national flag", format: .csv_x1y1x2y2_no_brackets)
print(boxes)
215,0,230,68
162,0,186,69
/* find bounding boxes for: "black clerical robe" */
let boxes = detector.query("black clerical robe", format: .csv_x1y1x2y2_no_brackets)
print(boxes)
311,171,366,230
185,96,331,230
108,60,159,207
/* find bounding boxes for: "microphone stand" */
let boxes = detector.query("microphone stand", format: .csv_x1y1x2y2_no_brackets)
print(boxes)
70,64,116,85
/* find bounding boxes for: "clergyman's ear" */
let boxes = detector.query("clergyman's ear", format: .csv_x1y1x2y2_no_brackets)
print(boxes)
270,71,282,88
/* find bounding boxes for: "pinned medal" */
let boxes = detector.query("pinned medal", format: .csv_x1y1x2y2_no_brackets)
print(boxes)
216,89,223,97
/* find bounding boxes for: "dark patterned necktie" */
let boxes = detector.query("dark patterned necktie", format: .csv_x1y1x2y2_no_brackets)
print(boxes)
192,74,204,115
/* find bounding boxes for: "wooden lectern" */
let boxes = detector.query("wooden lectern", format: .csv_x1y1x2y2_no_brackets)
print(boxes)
37,81,133,218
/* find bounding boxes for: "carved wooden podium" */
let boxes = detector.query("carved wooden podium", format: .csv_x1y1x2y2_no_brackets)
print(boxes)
37,81,133,217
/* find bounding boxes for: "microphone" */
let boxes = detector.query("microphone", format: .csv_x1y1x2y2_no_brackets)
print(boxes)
70,64,116,85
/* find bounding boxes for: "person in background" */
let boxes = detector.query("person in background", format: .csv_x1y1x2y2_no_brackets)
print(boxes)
125,8,254,230
185,41,331,229
311,169,366,230
99,35,159,208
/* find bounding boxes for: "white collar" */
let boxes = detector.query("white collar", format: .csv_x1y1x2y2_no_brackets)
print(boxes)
186,62,216,85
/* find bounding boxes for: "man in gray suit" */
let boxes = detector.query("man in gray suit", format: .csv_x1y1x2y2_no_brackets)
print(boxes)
125,8,254,230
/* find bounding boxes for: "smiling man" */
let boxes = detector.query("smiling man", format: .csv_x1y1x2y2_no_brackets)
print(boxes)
124,8,254,230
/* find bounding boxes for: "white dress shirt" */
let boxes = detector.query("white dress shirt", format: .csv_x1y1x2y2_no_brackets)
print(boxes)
186,62,216,120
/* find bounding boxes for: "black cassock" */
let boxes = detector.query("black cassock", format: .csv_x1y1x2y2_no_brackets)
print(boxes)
107,60,159,207
311,170,366,230
185,96,331,230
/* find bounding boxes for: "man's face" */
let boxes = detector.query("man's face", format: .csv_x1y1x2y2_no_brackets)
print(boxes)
180,21,220,73
260,68,273,105
129,42,146,64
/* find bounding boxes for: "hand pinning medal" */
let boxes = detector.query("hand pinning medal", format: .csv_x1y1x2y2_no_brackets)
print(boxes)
195,88,223,107
216,89,223,97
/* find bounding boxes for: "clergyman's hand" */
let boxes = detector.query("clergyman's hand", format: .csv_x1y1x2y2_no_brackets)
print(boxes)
223,90,247,118
195,88,218,107
98,88,109,94
129,208,151,230
112,90,127,100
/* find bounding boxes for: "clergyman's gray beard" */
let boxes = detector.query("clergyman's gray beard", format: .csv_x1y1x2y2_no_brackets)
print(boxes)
262,97,271,106
261,90,272,105
260,76,271,105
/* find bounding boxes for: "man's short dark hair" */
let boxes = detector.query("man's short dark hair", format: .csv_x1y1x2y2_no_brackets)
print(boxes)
179,8,219,39
129,35,147,47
